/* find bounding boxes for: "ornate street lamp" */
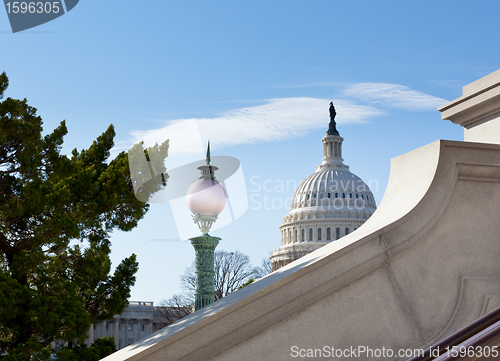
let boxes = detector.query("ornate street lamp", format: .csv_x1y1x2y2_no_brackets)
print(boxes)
185,142,226,311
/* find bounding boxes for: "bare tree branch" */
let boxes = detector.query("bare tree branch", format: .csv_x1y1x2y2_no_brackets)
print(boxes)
181,250,262,301
253,257,272,279
154,294,194,331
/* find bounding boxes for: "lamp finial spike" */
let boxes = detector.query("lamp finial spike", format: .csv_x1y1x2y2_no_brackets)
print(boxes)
206,141,211,165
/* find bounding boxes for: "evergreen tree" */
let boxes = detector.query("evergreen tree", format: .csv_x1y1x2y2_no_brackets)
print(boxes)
0,72,168,359
55,337,117,361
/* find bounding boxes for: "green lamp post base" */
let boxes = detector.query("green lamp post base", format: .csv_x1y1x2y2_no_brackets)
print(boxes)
190,234,221,311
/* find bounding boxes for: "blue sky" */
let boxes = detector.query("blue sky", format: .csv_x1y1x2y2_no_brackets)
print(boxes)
1,1,499,304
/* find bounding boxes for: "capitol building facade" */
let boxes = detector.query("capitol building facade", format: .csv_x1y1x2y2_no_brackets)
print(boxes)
270,103,377,270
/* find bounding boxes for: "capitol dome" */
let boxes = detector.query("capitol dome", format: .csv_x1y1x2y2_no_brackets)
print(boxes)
271,103,377,271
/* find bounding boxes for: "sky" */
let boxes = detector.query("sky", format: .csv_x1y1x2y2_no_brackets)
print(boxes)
1,1,499,305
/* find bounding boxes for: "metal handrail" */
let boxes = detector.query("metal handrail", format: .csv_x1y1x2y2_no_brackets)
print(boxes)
407,306,500,361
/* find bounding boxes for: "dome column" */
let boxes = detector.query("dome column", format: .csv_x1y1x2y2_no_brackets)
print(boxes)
321,135,344,167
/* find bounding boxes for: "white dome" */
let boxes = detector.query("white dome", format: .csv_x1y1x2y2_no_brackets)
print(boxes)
289,168,376,215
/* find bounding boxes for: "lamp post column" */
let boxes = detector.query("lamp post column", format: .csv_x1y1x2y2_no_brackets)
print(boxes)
190,234,221,310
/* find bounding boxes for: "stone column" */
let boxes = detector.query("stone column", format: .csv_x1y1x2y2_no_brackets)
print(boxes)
190,234,221,311
87,325,94,347
124,320,128,347
113,318,120,350
98,322,104,339
136,321,141,342
132,321,137,343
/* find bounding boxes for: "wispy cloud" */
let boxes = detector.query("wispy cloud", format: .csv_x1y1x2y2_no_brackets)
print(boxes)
429,79,464,90
341,83,447,111
115,83,446,159
125,97,384,156
250,82,341,89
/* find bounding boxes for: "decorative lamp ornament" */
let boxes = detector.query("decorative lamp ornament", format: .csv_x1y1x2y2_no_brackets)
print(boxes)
186,141,227,234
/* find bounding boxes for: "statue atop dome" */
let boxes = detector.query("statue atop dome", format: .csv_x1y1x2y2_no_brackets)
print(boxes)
327,102,340,136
